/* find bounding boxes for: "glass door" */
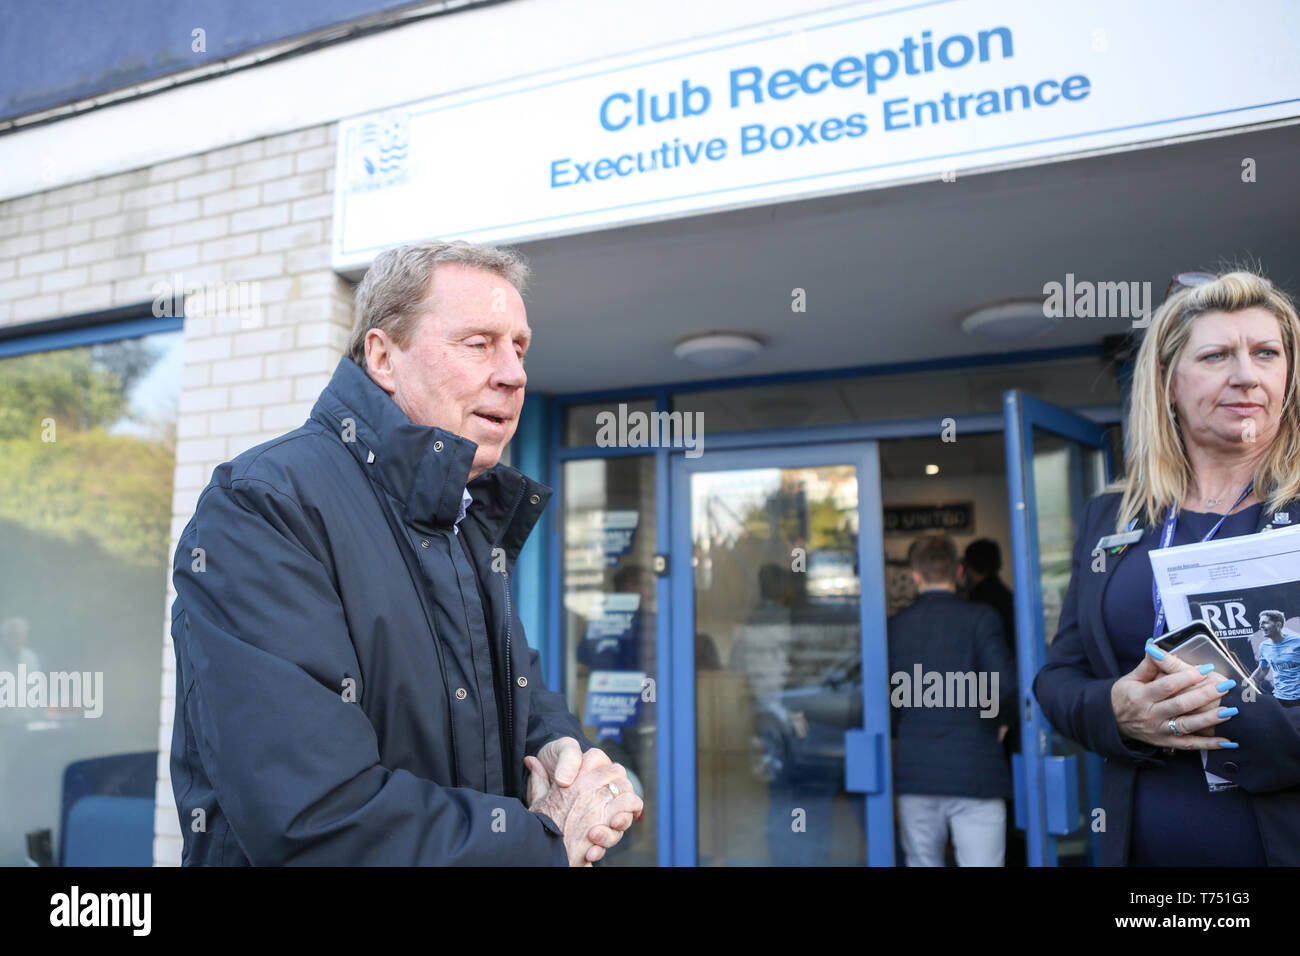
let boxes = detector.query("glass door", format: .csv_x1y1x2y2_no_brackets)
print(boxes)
1003,391,1116,867
669,442,891,866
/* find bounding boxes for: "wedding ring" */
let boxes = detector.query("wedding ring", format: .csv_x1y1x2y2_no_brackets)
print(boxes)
608,782,620,796
1168,718,1186,736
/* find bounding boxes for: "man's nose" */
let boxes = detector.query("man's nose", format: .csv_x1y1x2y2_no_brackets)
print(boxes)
494,346,527,389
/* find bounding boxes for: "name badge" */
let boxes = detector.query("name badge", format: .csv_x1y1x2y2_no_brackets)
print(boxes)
1096,530,1142,551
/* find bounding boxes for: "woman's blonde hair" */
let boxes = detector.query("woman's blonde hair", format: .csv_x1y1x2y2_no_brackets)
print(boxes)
1114,270,1300,532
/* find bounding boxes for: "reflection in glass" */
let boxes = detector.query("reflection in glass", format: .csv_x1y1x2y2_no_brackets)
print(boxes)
562,456,657,866
673,357,1121,433
0,331,183,865
1033,431,1107,645
563,398,655,447
692,465,865,866
1031,427,1108,865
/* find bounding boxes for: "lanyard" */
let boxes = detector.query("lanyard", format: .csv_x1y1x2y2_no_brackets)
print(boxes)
1150,482,1254,638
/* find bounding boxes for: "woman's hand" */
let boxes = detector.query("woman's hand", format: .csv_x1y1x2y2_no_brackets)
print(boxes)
1109,643,1240,750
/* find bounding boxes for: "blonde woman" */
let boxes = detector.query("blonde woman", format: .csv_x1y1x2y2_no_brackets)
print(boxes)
1033,270,1300,866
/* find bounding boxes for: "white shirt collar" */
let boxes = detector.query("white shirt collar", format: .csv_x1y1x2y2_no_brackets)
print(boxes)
453,487,472,535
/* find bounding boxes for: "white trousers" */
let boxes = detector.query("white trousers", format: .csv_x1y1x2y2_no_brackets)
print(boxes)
897,794,1006,867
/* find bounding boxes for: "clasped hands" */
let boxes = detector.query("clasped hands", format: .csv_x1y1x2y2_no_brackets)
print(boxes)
525,737,644,866
1110,642,1240,751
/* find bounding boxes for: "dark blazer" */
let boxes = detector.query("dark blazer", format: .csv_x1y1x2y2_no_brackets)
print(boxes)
888,591,1016,799
1033,491,1300,865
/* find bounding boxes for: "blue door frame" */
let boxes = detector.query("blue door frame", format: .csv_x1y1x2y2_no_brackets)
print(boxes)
548,402,1123,866
669,440,891,866
552,414,1010,866
1003,390,1116,867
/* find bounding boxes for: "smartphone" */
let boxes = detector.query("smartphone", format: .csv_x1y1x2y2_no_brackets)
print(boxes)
1154,620,1255,689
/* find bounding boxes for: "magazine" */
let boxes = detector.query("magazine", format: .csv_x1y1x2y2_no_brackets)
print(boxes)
1149,522,1300,791
1150,523,1300,704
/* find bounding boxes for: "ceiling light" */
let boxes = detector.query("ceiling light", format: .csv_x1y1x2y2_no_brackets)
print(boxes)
674,332,763,369
960,299,1060,340
925,464,940,475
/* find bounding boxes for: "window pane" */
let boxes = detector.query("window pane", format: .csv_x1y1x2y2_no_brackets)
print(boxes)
673,357,1120,432
0,330,183,866
562,455,656,865
563,398,654,447
691,465,864,866
1030,427,1107,865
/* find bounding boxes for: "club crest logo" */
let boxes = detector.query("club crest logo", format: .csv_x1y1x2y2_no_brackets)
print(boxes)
347,113,410,191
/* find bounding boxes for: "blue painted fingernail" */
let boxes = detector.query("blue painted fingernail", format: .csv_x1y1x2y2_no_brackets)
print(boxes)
1217,680,1236,692
1219,707,1238,718
1198,663,1216,674
1146,642,1166,660
1219,741,1239,749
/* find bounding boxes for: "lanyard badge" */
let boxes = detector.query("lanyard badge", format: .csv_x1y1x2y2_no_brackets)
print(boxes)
1149,483,1254,639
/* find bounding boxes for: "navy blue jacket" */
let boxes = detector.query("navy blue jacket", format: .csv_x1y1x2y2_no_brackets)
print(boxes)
1033,491,1300,866
888,590,1016,799
169,357,595,865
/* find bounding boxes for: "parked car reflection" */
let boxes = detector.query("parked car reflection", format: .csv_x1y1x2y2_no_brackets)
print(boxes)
754,653,862,786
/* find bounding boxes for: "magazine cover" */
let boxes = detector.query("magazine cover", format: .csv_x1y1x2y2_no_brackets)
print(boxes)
1150,525,1300,703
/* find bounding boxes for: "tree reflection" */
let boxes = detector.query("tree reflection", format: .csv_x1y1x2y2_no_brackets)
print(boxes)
0,338,173,565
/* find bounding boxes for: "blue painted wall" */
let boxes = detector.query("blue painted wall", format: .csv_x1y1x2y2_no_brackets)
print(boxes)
0,0,437,122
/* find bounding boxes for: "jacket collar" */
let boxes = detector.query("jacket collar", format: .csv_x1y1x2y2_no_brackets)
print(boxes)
460,466,552,565
309,358,551,554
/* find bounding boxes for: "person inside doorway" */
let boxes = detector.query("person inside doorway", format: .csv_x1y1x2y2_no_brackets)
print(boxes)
963,539,1016,652
890,534,1015,866
962,538,1024,865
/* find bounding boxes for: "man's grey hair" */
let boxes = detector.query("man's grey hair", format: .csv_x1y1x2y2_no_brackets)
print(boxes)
348,239,530,366
1261,610,1287,626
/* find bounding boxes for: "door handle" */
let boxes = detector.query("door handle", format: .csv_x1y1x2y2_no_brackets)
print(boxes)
1044,754,1080,835
844,729,882,794
1011,753,1079,834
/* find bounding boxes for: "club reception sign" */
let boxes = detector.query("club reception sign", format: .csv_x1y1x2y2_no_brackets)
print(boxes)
332,0,1300,270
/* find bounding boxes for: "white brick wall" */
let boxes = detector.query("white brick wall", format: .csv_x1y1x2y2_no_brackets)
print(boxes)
0,122,355,866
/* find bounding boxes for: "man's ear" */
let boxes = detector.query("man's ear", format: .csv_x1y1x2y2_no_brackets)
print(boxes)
365,328,398,395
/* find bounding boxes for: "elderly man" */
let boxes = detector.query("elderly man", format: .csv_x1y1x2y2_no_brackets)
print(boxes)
170,240,642,865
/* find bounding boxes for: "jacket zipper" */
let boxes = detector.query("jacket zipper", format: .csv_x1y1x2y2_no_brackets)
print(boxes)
501,564,515,792
360,453,461,787
494,482,527,795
